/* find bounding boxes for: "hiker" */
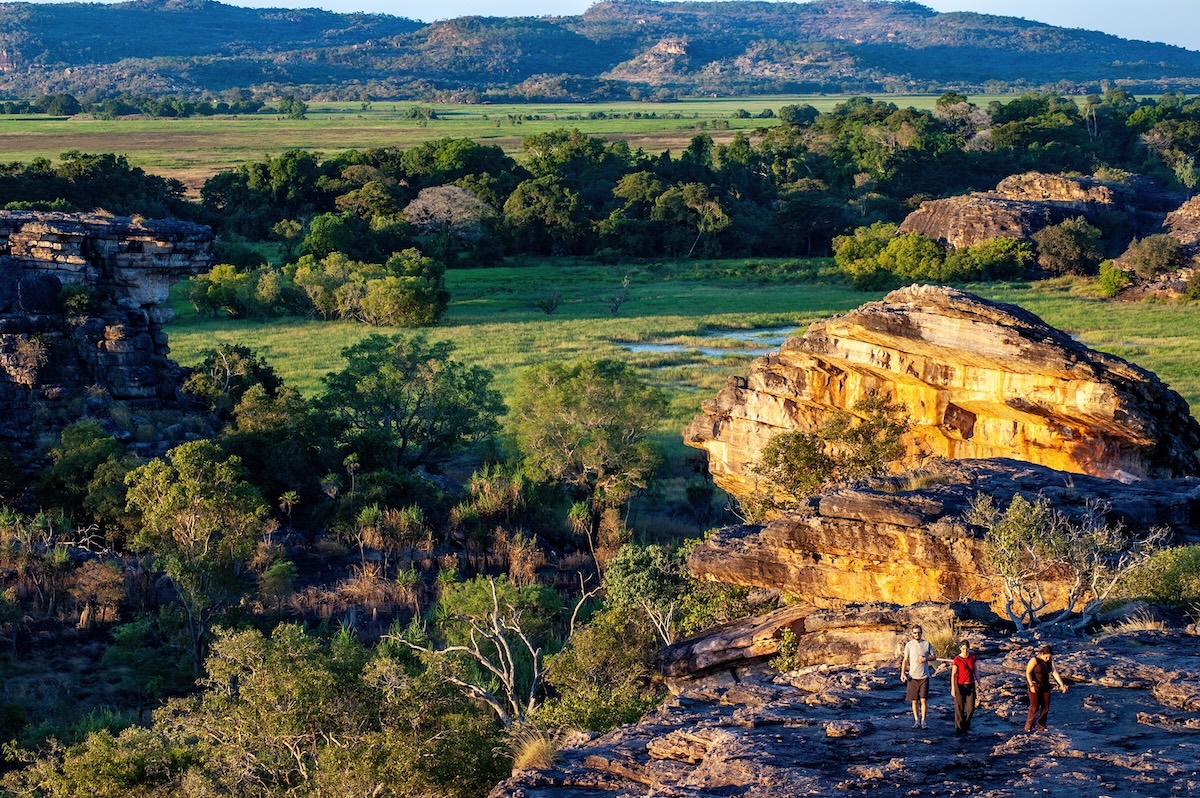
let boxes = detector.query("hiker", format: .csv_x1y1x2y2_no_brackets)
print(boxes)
1025,644,1068,733
950,640,981,735
900,624,936,729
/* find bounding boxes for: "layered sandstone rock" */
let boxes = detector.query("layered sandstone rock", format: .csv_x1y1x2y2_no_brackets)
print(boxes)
491,630,1200,798
0,211,212,438
0,211,213,310
684,286,1200,498
898,172,1182,250
687,459,1200,612
1162,194,1200,264
657,601,955,678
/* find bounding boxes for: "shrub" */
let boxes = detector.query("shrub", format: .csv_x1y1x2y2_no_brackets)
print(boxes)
770,627,802,673
1032,217,1104,276
508,725,562,771
1097,260,1132,298
1117,545,1200,604
1122,234,1185,279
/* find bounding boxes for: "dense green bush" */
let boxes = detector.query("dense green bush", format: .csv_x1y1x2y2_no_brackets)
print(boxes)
1097,260,1133,297
1122,234,1185,279
1118,545,1200,604
1032,217,1104,275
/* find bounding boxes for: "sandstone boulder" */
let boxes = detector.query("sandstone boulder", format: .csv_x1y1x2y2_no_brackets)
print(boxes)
897,172,1181,250
684,286,1200,500
687,459,1200,612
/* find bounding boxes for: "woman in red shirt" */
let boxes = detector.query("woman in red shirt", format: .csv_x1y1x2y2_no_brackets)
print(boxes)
950,641,981,735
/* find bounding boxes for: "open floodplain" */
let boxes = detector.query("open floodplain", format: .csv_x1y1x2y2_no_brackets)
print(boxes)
0,94,993,192
165,261,1200,451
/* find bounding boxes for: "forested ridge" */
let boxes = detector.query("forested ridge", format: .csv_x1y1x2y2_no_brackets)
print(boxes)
1,0,1199,100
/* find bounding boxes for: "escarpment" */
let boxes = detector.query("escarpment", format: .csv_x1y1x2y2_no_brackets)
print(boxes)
0,211,212,440
684,285,1200,500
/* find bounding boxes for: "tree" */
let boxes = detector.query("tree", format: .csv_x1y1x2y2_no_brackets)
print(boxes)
966,493,1167,630
602,543,688,645
511,360,666,541
1032,217,1104,275
125,441,269,675
402,184,494,259
183,343,283,419
277,95,308,120
318,335,504,471
396,576,557,727
752,398,908,516
1121,234,1184,279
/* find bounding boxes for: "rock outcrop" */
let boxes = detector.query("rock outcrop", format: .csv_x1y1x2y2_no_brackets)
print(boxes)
684,286,1200,498
898,172,1182,250
1162,194,1200,264
687,458,1200,613
491,630,1200,798
0,211,212,441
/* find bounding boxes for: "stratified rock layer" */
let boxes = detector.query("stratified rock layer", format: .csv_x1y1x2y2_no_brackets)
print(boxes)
491,630,1200,798
688,459,1200,612
0,211,212,439
684,286,1200,498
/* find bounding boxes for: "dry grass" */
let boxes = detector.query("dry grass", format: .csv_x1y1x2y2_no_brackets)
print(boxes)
508,725,564,772
1097,608,1167,637
925,621,962,660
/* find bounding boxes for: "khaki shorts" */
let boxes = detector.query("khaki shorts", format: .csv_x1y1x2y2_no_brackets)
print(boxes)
906,677,930,701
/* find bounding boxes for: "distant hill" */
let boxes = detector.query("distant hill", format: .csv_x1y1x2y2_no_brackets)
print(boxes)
2,0,1199,100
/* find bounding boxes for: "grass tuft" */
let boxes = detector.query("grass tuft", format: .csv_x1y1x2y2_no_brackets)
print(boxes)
509,725,564,772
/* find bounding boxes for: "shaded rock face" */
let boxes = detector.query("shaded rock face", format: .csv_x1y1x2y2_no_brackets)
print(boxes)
491,630,1200,798
1162,194,1200,264
684,286,1200,499
687,459,1200,612
898,172,1182,250
0,212,212,438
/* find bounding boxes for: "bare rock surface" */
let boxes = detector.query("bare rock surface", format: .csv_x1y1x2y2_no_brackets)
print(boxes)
493,631,1200,798
687,458,1200,612
1162,194,1200,265
684,286,1200,501
897,172,1180,250
0,211,212,444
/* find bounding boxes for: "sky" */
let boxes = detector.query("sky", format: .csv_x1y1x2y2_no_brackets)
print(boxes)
24,0,1200,51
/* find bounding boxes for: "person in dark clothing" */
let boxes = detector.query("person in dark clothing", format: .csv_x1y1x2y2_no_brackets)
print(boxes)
1025,644,1067,733
950,641,981,735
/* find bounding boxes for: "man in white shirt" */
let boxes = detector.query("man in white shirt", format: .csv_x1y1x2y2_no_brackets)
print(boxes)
900,624,936,729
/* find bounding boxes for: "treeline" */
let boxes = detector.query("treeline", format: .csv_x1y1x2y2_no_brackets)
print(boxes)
0,91,281,119
193,90,1197,265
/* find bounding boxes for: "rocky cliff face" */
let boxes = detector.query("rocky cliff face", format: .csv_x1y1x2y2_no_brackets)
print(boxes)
897,172,1182,250
687,459,1200,613
491,629,1200,798
0,211,212,440
1162,194,1200,264
684,286,1200,499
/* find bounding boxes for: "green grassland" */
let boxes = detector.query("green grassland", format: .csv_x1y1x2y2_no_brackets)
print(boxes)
0,95,997,191
165,262,1200,465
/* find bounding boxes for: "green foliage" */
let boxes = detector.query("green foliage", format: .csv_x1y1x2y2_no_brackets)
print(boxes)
752,397,908,515
967,493,1164,629
183,343,283,418
1097,260,1132,298
539,607,662,732
1118,545,1200,604
602,543,688,645
769,627,802,673
832,221,898,288
511,359,666,530
1121,234,1185,279
39,420,130,524
319,334,503,470
287,249,449,326
1032,217,1104,276
125,440,269,673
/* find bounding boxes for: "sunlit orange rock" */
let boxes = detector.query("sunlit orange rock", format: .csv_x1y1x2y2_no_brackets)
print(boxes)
684,285,1200,502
